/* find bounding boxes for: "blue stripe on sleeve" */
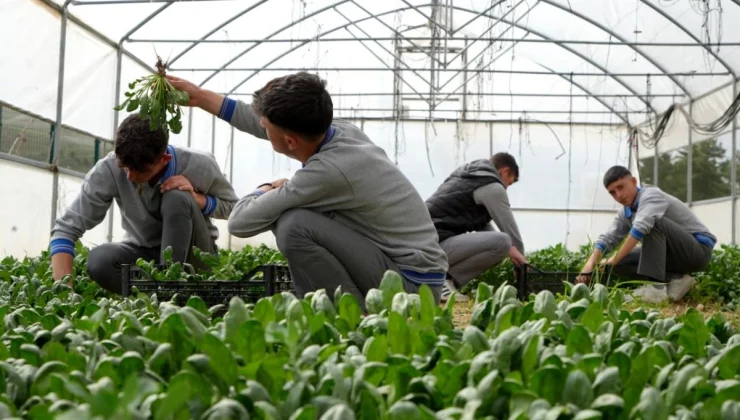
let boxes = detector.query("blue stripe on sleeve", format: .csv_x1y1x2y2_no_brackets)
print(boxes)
629,227,645,240
219,97,238,122
50,238,76,257
202,195,217,216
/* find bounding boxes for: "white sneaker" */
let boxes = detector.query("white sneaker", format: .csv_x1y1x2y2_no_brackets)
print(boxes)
667,275,696,302
630,284,669,304
440,280,470,303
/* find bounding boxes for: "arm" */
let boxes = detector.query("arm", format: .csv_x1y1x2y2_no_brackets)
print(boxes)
581,212,630,275
165,76,268,140
200,166,239,221
228,161,349,237
630,190,669,241
473,183,525,254
50,161,116,280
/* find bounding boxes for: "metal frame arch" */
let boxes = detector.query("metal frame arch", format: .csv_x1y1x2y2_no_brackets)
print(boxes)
638,0,736,79
456,4,657,114
539,0,691,99
219,1,654,117
196,0,354,88
221,4,633,126
224,3,432,94
167,0,273,67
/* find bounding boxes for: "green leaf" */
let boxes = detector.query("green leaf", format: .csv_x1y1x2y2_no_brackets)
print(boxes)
201,333,238,386
186,296,209,317
338,294,363,331
365,335,388,362
593,366,621,396
630,387,668,420
319,404,356,420
581,302,604,333
530,365,566,405
566,325,593,356
679,308,711,358
716,344,740,380
418,285,436,327
201,398,250,420
365,289,385,315
388,312,411,356
380,271,405,310
534,290,557,320
563,370,594,409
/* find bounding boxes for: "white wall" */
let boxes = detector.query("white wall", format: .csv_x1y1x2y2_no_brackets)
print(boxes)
0,155,679,259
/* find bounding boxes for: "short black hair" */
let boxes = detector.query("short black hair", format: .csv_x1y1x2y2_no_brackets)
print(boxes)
251,72,333,139
115,113,168,172
603,165,632,188
490,152,519,180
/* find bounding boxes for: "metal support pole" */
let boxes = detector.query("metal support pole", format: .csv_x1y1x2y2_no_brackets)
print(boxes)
0,106,3,147
228,126,234,250
489,122,493,156
51,1,72,231
653,143,659,187
687,102,693,206
211,115,216,154
732,81,738,244
187,111,194,147
94,138,100,162
461,37,468,120
108,47,124,243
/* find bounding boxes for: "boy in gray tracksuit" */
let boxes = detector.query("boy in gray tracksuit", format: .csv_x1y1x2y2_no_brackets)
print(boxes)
167,72,448,309
49,113,238,293
579,165,715,302
425,153,527,302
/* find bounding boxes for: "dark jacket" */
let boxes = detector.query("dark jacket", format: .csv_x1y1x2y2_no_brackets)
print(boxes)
425,159,504,242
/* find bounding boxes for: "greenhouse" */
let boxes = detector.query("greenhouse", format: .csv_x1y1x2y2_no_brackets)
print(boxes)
0,0,739,418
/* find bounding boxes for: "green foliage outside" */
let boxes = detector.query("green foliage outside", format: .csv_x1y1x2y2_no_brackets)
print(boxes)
639,136,739,202
0,244,738,419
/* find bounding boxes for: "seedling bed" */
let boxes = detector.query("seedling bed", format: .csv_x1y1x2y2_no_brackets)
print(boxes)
516,264,589,300
121,263,294,307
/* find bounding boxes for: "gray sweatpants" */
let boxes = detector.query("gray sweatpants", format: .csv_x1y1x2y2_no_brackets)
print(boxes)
440,230,512,288
272,208,442,311
609,217,713,282
86,190,217,294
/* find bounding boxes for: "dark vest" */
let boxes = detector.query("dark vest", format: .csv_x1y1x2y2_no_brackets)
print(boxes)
425,159,504,242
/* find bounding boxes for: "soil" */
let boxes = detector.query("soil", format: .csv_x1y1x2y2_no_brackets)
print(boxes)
449,299,739,330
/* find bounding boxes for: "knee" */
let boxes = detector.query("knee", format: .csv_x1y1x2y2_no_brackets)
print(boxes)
86,244,112,279
493,233,512,254
161,190,197,216
86,244,121,293
274,209,314,251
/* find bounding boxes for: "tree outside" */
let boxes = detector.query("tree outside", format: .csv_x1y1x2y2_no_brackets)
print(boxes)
638,132,738,202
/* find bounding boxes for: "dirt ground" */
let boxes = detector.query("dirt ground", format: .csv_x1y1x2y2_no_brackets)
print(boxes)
450,298,740,330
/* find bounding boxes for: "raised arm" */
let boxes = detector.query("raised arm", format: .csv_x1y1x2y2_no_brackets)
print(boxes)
166,75,268,140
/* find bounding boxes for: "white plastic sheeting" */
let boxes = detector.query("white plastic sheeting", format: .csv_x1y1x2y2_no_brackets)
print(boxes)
2,0,740,257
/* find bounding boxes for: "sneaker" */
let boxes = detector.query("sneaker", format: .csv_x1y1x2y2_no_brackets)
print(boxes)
440,280,470,303
667,274,696,302
629,283,669,304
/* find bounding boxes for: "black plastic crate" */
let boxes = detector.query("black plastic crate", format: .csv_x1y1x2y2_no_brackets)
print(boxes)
121,264,294,308
515,264,591,300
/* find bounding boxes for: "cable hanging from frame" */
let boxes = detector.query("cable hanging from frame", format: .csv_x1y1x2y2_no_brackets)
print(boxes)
638,83,740,149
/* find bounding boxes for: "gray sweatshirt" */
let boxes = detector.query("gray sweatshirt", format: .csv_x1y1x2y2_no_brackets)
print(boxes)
473,183,525,254
595,185,716,254
218,97,449,286
49,145,239,256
